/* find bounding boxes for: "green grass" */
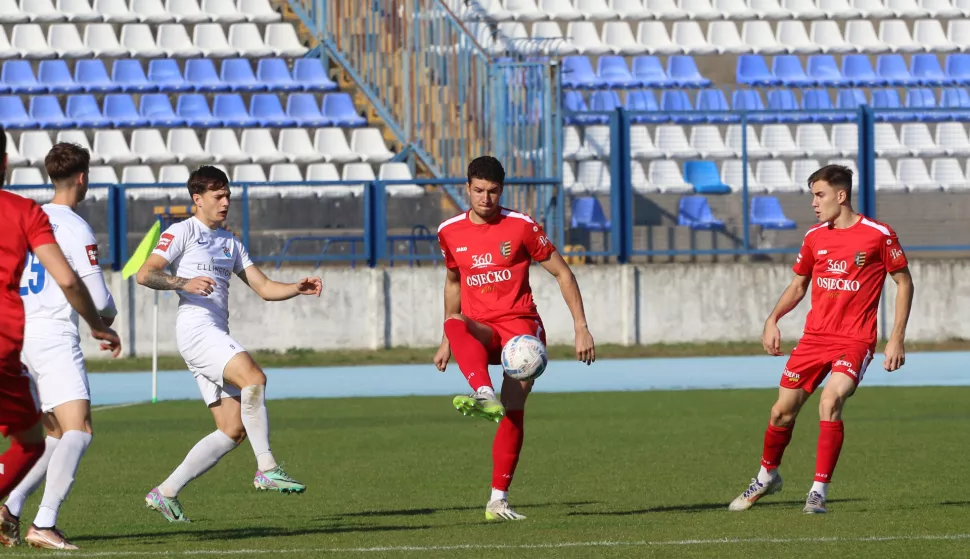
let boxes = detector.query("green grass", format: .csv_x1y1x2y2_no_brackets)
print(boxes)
10,387,970,557
84,339,970,372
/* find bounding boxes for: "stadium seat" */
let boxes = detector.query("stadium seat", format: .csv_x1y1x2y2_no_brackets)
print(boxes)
625,90,665,123
877,54,915,87
629,160,656,193
105,94,148,127
912,53,950,87
646,160,691,192
708,21,750,55
4,132,23,166
562,56,600,89
158,23,201,57
268,163,303,183
941,87,970,111
48,23,91,57
811,21,853,54
111,59,152,93
854,0,893,19
564,22,608,56
655,124,697,158
874,157,905,190
305,162,340,187
896,157,938,190
830,123,858,157
37,60,80,94
54,131,98,164
0,28,16,59
378,162,424,198
602,21,645,55
541,0,583,19
948,20,970,51
131,129,177,164
122,167,159,197
695,88,736,123
256,58,300,92
714,0,758,19
184,58,228,92
0,0,28,23
931,158,970,190
841,54,878,88
732,90,772,123
751,0,791,18
923,0,962,18
792,158,822,184
220,57,263,92
946,54,970,85
777,20,819,54
802,89,847,123
689,126,734,159
667,55,710,87
291,58,338,92
94,0,138,22
240,128,285,164
630,125,663,159
806,55,843,87
66,94,109,127
313,127,357,163
906,87,944,121
561,162,578,192
277,127,322,163
562,126,591,161
2,60,41,93
753,160,796,192
338,163,374,197
120,23,165,57
204,129,248,163
94,129,139,165
737,55,777,87
167,128,210,164
168,0,209,23
761,124,803,157
582,124,610,157
597,56,636,88
726,124,770,158
795,124,838,158
238,0,282,22
880,19,921,53
900,122,944,156
573,0,615,21
845,20,886,53
750,196,797,229
140,93,183,126
570,197,610,231
228,22,273,57
915,19,956,52
742,21,786,55
176,93,218,126
936,121,970,155
773,55,812,87
282,93,324,127
662,90,705,124
563,91,597,125
0,95,33,128
157,164,189,185
213,93,256,127
718,160,761,193
635,21,680,55
30,95,70,129
130,0,173,22
147,58,190,92
89,165,120,184
644,0,687,20
203,0,247,23
684,160,730,194
265,23,307,57
677,195,723,229
322,92,367,127
19,131,53,165
631,56,670,88
250,93,294,127
505,0,544,20
10,167,45,185
193,22,236,57
84,23,127,57
681,0,720,18
672,21,715,55
872,88,907,122
836,88,867,110
25,0,65,23
575,160,611,194
232,163,267,184
12,24,55,58
874,122,909,157
768,89,808,123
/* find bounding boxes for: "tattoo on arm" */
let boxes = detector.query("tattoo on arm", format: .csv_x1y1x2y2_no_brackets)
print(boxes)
144,269,189,291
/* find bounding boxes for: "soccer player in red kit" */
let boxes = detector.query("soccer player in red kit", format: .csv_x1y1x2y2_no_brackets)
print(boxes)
0,131,121,545
729,164,914,515
434,156,595,521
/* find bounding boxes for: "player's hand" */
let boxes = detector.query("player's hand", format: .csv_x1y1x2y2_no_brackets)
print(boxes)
296,277,323,297
762,320,784,356
433,341,451,372
883,337,905,372
575,326,595,365
91,326,121,358
183,277,216,297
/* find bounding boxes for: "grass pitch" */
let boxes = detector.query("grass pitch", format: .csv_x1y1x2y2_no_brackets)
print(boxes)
9,387,970,558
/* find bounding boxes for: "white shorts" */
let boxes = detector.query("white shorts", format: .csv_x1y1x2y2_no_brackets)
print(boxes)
176,323,244,407
21,335,90,413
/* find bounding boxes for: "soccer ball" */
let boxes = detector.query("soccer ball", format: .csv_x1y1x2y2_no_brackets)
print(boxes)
501,335,548,381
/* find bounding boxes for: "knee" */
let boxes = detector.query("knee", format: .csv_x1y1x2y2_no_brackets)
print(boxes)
222,425,247,444
769,402,797,427
445,314,466,324
242,366,267,387
818,394,843,421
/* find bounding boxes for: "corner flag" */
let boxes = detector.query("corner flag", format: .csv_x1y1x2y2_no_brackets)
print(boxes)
122,221,161,280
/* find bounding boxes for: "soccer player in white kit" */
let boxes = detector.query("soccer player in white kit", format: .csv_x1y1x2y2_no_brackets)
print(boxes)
136,166,322,523
2,143,118,550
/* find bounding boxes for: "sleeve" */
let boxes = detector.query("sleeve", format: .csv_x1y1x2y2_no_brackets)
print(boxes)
880,227,908,273
23,202,56,251
437,230,459,269
792,233,815,276
81,272,117,318
523,219,556,262
233,237,254,274
151,223,186,264
64,223,102,279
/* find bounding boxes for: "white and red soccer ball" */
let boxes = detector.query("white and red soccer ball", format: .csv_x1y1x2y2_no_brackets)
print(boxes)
501,335,548,381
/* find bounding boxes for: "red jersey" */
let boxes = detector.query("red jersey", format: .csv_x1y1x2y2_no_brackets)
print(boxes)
793,216,908,345
0,191,57,369
438,208,555,323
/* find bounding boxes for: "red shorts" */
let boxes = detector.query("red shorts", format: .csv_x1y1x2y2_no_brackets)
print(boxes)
781,338,875,394
478,316,546,366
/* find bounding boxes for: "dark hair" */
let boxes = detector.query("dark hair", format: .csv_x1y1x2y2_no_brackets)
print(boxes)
807,164,853,202
0,124,5,158
45,142,91,182
187,165,230,198
467,156,505,186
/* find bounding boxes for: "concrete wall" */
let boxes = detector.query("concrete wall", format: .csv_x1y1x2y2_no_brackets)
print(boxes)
78,260,970,358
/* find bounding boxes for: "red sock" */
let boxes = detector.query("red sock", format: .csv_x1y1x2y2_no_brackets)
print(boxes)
761,423,795,470
444,318,493,392
0,439,45,501
491,410,525,491
814,420,845,483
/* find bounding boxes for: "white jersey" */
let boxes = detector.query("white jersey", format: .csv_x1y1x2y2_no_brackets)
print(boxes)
151,217,253,328
20,204,105,338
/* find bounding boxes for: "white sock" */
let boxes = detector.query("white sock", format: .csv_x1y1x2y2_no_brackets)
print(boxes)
5,436,59,517
490,488,508,502
34,431,91,529
811,481,828,499
240,385,277,472
158,430,238,498
756,466,777,484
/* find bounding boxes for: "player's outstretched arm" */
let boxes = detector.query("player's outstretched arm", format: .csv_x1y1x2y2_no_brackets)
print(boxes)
237,265,322,301
883,266,914,372
538,252,595,365
33,243,121,357
136,254,215,296
763,273,811,356
433,267,461,372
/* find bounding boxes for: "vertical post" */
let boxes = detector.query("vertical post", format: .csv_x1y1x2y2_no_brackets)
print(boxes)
858,105,877,219
151,289,158,404
741,113,750,250
241,182,251,250
108,184,120,271
619,107,632,263
374,180,387,265
609,107,631,263
118,185,129,266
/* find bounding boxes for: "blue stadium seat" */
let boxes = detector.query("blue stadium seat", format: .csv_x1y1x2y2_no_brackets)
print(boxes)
221,58,265,92
38,60,81,94
147,59,191,93
736,55,777,87
941,87,970,110
836,88,867,111
140,93,184,127
632,56,671,88
872,88,907,122
696,88,737,124
946,54,970,86
731,90,771,123
801,89,848,123
683,161,731,194
74,60,119,94
286,93,329,127
562,91,605,125
661,90,704,124
570,197,611,231
66,95,110,128
876,54,916,87
667,55,710,88
750,196,796,229
257,58,301,92
322,92,366,127
906,88,944,122
112,60,154,93
597,55,638,88
29,95,69,129
185,59,229,93
2,61,42,94
292,58,338,92
250,94,295,127
805,55,843,88
767,89,807,123
104,94,149,127
677,195,724,229
213,93,258,127
590,90,621,113
561,56,600,89
911,54,950,87
625,90,666,124
0,96,35,129
176,94,219,127
841,54,879,87
773,55,812,87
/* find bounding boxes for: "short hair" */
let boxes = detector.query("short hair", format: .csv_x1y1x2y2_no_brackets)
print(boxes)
467,156,505,186
187,165,230,198
807,164,853,202
45,142,91,182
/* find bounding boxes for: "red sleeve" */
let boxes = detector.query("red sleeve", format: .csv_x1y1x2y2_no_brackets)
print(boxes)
880,226,908,273
437,230,458,269
23,201,56,250
523,219,555,262
792,232,815,276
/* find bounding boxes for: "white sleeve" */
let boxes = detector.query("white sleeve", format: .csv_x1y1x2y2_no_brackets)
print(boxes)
57,221,102,278
233,237,254,274
81,271,117,318
151,223,187,266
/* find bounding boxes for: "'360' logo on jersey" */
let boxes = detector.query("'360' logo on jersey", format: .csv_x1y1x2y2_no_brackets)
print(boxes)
470,253,493,270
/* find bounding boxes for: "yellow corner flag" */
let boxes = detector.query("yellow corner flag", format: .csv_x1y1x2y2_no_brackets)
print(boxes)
122,221,161,280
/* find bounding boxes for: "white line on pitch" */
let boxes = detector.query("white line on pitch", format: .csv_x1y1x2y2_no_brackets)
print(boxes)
91,402,148,412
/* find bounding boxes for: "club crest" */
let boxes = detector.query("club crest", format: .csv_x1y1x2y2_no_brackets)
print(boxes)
854,251,866,267
500,241,512,258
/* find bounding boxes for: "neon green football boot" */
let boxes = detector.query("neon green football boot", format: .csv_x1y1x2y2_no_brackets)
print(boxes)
452,388,505,423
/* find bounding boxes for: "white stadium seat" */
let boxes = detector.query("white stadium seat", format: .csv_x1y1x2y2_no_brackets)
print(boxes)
202,0,247,23
791,158,821,184
818,0,861,18
268,162,304,182
935,122,970,156
22,0,66,22
921,0,962,17
715,0,758,18
931,158,970,190
122,165,157,183
94,130,139,165
749,0,790,18
879,19,921,53
565,22,609,55
582,125,611,158
0,28,16,58
541,0,583,20
505,0,546,21
531,21,578,55
795,124,839,159
680,0,721,20
194,23,237,57
11,167,46,184
602,21,645,55
237,0,282,23
784,0,826,18
159,164,191,183
121,23,166,57
875,157,905,190
611,0,651,20
947,20,970,51
232,163,267,183
742,21,786,55
845,20,887,53
896,158,938,190
673,21,715,55
852,0,894,17
721,160,762,192
629,125,663,159
900,123,944,157
648,160,692,193
338,163,374,197
158,23,202,57
89,165,120,184
314,128,358,163
777,20,821,54
264,23,308,57
561,161,578,191
12,24,56,58
811,21,853,54
708,21,752,55
655,125,698,159
913,19,957,52
58,0,102,22
576,160,611,194
19,132,54,166
85,23,128,57
563,126,593,161
94,0,138,22
379,162,425,197
130,0,174,23
887,0,927,16
351,128,395,163
6,132,24,166
726,124,770,158
306,162,340,182
241,129,287,164
755,160,799,192
645,0,687,19
205,129,249,164
874,123,909,157
637,21,681,55
49,23,93,57
228,22,274,57
690,125,735,159
629,161,657,193
830,123,859,157
280,128,324,164
131,129,178,164
576,0,617,19
0,0,28,23
761,124,804,158
167,0,210,23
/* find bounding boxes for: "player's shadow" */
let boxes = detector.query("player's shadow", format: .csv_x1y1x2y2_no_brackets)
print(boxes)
323,501,598,520
72,523,431,543
568,498,864,516
940,501,970,507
